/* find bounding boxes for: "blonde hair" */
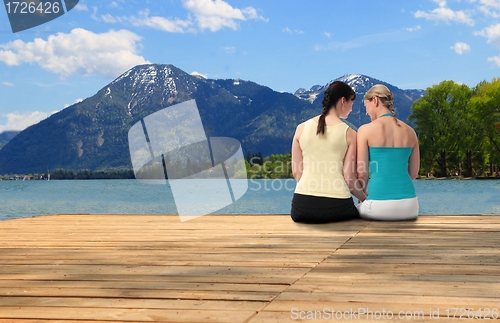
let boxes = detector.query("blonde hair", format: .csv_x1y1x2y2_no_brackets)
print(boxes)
364,84,395,116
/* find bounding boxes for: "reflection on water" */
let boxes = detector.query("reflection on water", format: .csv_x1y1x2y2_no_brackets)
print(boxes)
0,179,498,220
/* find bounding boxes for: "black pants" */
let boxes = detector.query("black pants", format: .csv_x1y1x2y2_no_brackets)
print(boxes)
291,193,359,224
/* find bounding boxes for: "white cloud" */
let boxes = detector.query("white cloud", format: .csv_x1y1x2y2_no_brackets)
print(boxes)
478,0,500,18
191,71,207,79
0,111,57,132
74,3,88,11
433,0,447,7
487,55,500,66
323,32,332,38
101,10,194,33
479,0,500,9
406,25,421,32
0,28,150,79
223,46,236,54
64,98,83,108
2,82,13,86
475,23,500,66
414,4,474,26
316,30,409,52
313,44,324,51
128,10,194,33
475,23,500,46
282,27,305,35
99,0,267,33
101,14,121,23
451,42,471,54
109,1,122,9
91,6,98,20
182,0,267,32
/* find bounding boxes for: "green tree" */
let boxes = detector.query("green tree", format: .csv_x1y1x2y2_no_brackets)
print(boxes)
469,78,500,174
448,83,476,177
410,81,466,176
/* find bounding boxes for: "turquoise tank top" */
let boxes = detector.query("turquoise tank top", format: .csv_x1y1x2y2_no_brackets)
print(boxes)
367,147,416,200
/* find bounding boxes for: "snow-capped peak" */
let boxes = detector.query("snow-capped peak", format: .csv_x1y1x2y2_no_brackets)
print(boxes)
294,74,379,103
336,74,362,84
191,71,207,79
110,64,178,97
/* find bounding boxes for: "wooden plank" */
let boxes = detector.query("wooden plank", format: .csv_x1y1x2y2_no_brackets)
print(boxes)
0,264,309,276
282,282,500,298
0,297,267,311
300,262,500,275
0,307,258,322
0,287,278,301
0,260,318,268
0,280,287,293
263,293,500,309
0,273,299,284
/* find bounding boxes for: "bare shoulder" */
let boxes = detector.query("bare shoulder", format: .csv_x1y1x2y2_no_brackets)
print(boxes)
397,119,418,143
357,123,368,132
357,123,373,136
346,126,357,136
294,121,306,140
345,126,357,142
296,120,306,128
398,119,417,134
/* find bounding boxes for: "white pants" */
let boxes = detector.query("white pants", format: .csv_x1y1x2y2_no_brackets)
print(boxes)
357,197,419,221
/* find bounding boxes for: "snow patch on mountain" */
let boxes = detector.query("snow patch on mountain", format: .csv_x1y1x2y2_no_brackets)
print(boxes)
110,65,181,103
294,74,385,103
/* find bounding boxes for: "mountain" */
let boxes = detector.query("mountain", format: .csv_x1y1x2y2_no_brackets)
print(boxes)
294,74,424,128
0,131,19,142
0,131,20,150
0,65,424,174
0,64,316,174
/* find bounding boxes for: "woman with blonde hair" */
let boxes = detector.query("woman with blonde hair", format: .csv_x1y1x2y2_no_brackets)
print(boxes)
291,81,366,223
356,84,419,220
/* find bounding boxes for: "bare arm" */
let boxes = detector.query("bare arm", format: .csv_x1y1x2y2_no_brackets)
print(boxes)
408,130,420,180
356,125,369,196
291,123,304,181
343,128,366,201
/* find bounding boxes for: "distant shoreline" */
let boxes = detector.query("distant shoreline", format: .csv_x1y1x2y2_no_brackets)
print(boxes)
3,176,500,181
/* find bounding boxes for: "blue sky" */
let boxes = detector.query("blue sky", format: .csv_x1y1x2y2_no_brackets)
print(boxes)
1,0,500,133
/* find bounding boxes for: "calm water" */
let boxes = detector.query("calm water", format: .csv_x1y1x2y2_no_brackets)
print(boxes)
0,179,499,221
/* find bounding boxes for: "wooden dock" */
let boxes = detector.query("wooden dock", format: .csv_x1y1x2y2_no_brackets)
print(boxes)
0,214,499,322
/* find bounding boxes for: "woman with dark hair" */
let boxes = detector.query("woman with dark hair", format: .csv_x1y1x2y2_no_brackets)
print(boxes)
356,84,419,220
290,81,366,223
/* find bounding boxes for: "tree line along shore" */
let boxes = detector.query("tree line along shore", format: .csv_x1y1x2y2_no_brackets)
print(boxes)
2,151,499,180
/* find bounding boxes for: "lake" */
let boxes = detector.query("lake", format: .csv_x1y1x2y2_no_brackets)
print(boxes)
0,179,499,221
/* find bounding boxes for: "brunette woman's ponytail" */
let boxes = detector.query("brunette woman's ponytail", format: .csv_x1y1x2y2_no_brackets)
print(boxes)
317,81,356,135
